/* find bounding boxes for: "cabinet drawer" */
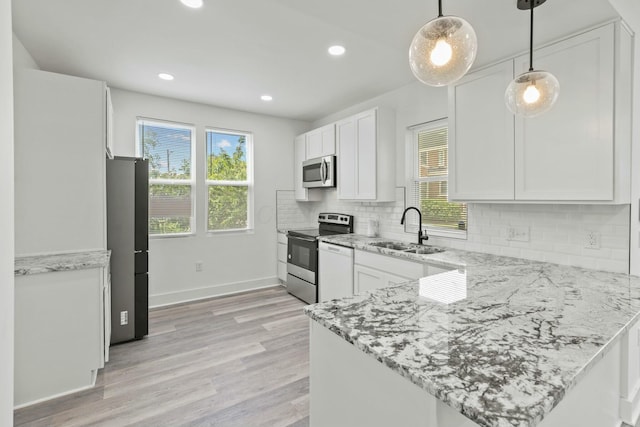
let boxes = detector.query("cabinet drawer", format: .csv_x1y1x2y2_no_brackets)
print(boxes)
277,261,287,282
277,232,288,244
355,250,425,280
277,242,287,263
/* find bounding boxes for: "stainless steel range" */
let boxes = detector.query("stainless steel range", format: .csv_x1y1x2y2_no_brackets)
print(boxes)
286,213,353,304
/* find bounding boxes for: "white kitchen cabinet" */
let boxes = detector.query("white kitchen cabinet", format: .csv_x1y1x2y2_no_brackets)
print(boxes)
294,134,321,202
354,264,414,294
277,231,287,282
448,60,515,200
353,249,443,294
336,108,396,202
514,25,615,201
306,123,335,158
14,265,108,406
448,22,631,204
14,69,108,254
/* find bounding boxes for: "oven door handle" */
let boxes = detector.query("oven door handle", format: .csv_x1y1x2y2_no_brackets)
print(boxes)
288,235,317,243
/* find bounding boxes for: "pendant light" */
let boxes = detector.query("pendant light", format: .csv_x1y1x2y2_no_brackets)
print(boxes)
505,0,559,117
409,0,477,87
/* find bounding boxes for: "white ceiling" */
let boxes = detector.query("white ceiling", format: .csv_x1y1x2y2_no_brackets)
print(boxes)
12,0,618,122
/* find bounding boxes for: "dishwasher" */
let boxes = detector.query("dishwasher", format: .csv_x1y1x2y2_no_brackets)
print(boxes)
318,242,354,302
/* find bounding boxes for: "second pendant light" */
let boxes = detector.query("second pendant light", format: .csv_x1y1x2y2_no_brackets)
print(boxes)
505,0,560,117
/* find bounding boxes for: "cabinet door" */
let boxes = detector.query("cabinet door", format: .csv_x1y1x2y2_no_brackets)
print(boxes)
320,124,336,156
355,110,377,200
337,117,357,200
448,60,515,200
514,25,614,201
306,129,323,160
294,135,307,200
354,264,386,294
307,124,336,158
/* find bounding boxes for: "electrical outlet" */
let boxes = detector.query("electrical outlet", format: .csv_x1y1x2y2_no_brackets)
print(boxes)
195,261,203,272
585,231,600,249
120,311,128,326
507,226,530,242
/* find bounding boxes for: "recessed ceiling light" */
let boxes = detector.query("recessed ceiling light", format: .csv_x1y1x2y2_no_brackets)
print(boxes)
328,45,346,56
180,0,203,8
158,73,174,81
261,95,273,102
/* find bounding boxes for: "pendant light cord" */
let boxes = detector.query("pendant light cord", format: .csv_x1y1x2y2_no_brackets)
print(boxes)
438,0,443,17
529,0,534,72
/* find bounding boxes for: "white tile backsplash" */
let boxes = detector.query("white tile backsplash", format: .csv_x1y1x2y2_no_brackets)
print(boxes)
276,189,631,274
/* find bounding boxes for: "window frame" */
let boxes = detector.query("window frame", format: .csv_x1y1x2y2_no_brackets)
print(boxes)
204,127,254,234
136,117,197,238
412,119,467,240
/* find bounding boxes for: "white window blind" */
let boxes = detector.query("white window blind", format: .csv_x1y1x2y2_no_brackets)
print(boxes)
412,120,467,232
137,119,195,236
206,129,253,232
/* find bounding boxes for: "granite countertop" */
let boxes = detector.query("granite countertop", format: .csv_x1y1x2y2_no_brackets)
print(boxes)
15,250,111,276
307,234,640,427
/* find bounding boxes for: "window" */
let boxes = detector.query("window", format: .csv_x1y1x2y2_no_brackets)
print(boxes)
206,129,253,232
137,119,195,236
413,120,467,233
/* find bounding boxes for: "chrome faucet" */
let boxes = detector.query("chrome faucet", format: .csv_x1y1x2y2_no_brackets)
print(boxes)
400,206,428,244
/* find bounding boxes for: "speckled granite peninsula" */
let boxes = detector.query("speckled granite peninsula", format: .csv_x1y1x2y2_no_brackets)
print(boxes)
306,234,640,427
14,250,111,276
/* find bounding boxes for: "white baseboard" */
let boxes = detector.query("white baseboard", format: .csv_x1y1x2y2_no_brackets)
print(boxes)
149,277,282,308
14,376,97,410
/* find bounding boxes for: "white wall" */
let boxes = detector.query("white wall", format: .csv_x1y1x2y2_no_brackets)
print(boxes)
110,88,309,306
12,33,38,70
1,0,14,422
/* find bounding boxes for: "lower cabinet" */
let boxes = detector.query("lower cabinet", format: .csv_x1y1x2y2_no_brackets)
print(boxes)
277,231,287,282
353,250,445,294
354,264,414,293
15,267,107,407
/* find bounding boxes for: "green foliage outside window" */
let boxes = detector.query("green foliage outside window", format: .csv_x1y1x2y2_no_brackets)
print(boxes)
208,186,248,230
207,134,250,231
420,198,467,230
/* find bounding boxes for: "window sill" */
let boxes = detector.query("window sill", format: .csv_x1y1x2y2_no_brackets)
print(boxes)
150,232,196,239
207,228,255,236
425,227,467,240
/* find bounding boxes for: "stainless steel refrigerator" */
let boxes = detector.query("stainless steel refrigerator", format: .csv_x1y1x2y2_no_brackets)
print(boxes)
106,157,149,344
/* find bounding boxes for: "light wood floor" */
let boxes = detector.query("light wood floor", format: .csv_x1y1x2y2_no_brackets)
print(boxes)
14,286,310,427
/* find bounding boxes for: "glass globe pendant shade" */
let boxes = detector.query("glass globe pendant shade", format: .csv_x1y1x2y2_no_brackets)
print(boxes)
409,15,477,87
505,70,559,117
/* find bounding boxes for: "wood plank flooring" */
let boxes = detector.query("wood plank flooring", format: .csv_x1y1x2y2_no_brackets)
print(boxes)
14,286,310,427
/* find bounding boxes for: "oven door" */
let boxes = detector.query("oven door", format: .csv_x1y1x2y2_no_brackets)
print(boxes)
287,234,318,284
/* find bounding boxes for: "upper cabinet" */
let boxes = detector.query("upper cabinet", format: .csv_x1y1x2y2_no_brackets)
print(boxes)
294,134,321,201
306,124,335,159
448,60,515,200
336,107,396,202
448,22,631,204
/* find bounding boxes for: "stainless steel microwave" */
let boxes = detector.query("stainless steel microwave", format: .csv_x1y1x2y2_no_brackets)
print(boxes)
302,155,336,188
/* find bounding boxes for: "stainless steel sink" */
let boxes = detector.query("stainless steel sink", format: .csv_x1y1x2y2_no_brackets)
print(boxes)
402,246,444,255
369,241,412,251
